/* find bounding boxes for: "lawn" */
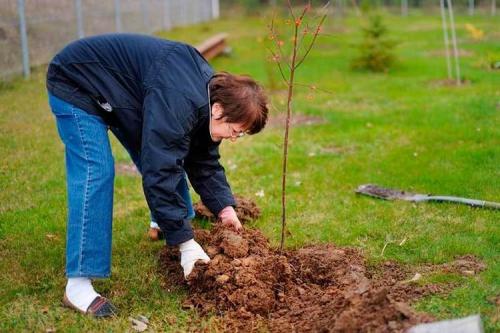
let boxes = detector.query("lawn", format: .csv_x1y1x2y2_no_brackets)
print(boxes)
0,6,498,332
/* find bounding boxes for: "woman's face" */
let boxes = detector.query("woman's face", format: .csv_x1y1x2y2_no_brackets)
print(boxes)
209,103,246,142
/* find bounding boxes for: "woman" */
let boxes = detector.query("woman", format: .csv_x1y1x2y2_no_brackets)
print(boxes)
47,34,268,317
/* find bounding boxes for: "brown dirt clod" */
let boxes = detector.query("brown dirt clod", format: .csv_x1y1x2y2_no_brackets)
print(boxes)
194,195,261,224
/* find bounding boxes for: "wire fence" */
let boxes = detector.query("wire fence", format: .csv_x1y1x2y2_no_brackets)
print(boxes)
1,0,496,80
0,0,220,80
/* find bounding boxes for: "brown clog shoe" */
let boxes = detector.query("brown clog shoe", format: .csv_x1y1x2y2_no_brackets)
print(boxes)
148,227,164,241
63,293,118,318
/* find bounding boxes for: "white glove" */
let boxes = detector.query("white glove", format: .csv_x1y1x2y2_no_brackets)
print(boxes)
179,239,210,278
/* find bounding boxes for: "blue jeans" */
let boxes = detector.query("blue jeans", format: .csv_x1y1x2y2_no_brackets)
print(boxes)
49,94,194,278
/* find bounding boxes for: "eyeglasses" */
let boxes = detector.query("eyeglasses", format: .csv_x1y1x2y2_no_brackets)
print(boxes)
227,123,246,140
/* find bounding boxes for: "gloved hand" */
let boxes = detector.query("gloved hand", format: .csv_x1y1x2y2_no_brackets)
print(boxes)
179,239,210,278
218,206,242,232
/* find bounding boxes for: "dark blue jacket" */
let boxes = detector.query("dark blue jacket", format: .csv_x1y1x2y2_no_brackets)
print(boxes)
46,34,236,245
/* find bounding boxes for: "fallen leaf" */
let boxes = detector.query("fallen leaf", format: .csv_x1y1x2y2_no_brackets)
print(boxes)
402,272,422,284
45,234,58,240
129,317,148,332
409,273,422,282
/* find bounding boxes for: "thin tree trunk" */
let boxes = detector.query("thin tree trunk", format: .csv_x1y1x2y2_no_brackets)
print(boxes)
468,0,474,16
280,19,300,253
273,3,326,251
446,0,461,85
492,0,497,16
440,0,452,80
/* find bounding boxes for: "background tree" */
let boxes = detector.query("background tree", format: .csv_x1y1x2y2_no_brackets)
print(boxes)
351,14,397,72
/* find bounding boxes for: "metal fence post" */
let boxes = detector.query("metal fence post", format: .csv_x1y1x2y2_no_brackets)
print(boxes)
75,0,84,38
211,0,219,19
440,0,452,80
204,0,210,22
141,0,148,32
114,0,122,32
468,0,474,15
446,0,461,86
17,0,30,78
162,0,171,30
180,0,187,26
190,0,196,24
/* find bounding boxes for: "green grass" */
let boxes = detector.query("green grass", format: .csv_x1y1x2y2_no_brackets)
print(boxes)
1,8,499,332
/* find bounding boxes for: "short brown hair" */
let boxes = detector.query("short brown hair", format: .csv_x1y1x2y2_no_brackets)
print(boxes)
209,72,268,135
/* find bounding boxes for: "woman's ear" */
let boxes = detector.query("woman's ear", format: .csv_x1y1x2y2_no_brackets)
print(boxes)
212,102,224,120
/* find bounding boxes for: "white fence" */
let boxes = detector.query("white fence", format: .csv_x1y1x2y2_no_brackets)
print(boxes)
0,0,220,79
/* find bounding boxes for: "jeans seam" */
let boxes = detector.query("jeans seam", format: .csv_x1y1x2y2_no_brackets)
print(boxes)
73,108,91,276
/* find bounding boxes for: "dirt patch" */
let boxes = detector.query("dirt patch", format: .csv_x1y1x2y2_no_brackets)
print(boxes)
429,78,471,87
308,144,356,157
426,49,474,57
194,195,261,224
433,254,486,276
367,261,455,304
267,113,326,129
115,162,139,176
157,226,480,332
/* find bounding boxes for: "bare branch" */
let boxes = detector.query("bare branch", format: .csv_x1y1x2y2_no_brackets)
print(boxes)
294,82,334,94
286,0,296,21
266,46,290,85
294,1,330,55
269,15,290,71
295,14,327,69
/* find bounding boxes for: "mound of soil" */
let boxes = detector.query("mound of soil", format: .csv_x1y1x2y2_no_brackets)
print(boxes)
194,195,261,224
157,226,478,332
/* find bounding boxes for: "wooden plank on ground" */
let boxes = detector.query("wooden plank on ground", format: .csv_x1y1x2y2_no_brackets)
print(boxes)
195,33,229,60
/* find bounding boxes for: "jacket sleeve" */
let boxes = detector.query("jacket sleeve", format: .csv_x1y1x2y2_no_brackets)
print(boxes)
184,140,236,216
141,87,194,245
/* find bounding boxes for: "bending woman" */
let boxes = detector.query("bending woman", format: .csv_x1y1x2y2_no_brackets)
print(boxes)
46,34,268,317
